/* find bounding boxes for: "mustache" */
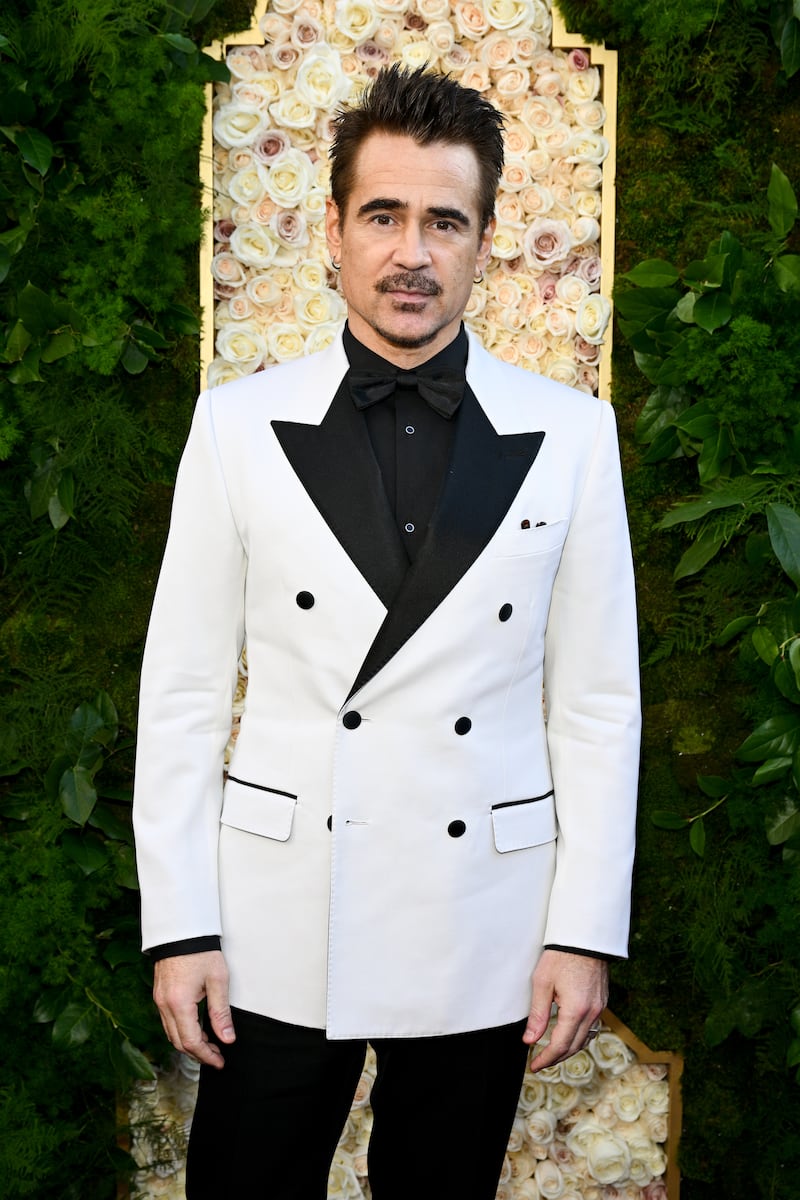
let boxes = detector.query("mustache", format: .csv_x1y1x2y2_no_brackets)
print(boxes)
376,272,441,296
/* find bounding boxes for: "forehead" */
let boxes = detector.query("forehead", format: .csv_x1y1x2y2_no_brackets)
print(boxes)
347,132,483,212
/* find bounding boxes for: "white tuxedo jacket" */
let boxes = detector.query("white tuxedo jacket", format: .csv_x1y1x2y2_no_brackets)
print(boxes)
133,330,640,1039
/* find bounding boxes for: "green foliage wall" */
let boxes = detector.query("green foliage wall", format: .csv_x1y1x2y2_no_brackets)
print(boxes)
0,2,255,1196
557,1,800,1196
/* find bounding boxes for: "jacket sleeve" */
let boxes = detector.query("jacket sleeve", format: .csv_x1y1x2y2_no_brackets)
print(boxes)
542,398,640,958
133,390,246,951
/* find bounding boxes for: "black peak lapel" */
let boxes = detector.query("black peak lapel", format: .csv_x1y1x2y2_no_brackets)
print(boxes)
348,386,545,699
272,384,408,610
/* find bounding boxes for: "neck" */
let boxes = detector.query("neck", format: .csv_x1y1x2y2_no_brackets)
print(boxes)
345,313,464,368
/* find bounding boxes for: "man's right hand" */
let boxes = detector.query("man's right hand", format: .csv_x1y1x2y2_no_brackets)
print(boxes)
153,950,236,1069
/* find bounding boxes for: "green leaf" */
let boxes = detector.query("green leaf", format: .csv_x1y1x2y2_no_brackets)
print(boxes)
104,942,142,968
197,52,231,83
622,259,680,288
131,320,170,350
693,290,732,333
750,756,792,784
774,657,800,703
60,829,109,874
789,638,800,686
675,292,696,323
18,280,59,336
651,810,688,830
111,842,138,890
110,1037,157,1082
89,801,132,842
56,469,75,519
40,331,77,363
697,775,729,798
642,425,682,463
788,1038,800,1069
684,253,729,288
791,1004,800,1036
65,701,107,763
28,457,60,520
92,691,118,746
697,425,731,485
121,339,149,374
8,347,43,383
60,765,98,825
613,286,679,326
162,302,200,336
752,625,780,665
738,714,800,762
768,164,798,237
673,402,717,440
766,799,800,845
673,532,724,581
766,503,800,587
659,482,765,528
14,128,54,176
48,490,71,530
689,816,706,857
162,32,198,54
774,254,800,292
634,386,686,445
52,1002,94,1048
4,319,32,362
781,16,800,78
0,243,10,284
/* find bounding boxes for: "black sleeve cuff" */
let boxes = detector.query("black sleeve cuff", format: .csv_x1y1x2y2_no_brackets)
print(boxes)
146,936,222,961
544,943,620,963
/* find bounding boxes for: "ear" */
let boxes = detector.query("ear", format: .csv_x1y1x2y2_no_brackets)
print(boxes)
476,216,496,273
325,197,343,263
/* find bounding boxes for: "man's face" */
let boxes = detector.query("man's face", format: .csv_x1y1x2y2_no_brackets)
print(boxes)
326,132,495,366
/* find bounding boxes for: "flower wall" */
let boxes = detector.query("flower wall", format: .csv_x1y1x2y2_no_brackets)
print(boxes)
206,0,613,393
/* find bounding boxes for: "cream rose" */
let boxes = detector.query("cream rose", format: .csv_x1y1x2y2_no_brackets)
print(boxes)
459,62,491,92
294,287,346,327
207,358,247,387
535,1158,566,1199
264,149,316,207
588,1032,633,1076
479,31,515,68
230,222,281,268
567,132,610,165
613,1085,645,1123
231,80,273,109
525,147,552,178
416,0,450,16
555,274,590,309
296,45,352,108
572,100,607,130
491,224,520,260
521,94,562,133
525,1106,557,1147
228,163,270,207
227,293,254,320
494,65,530,100
335,0,380,41
574,294,610,344
425,21,455,54
213,102,268,149
266,322,306,362
399,36,437,70
270,41,301,70
567,66,601,102
496,192,525,226
268,91,317,130
226,47,269,79
642,1079,670,1114
512,32,544,66
500,158,530,191
585,1130,632,1185
441,43,472,73
485,0,534,30
539,123,573,156
534,69,563,98
545,304,574,339
245,274,281,306
259,11,293,41
216,323,267,372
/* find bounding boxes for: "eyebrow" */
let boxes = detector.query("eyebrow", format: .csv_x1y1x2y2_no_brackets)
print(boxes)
356,198,472,227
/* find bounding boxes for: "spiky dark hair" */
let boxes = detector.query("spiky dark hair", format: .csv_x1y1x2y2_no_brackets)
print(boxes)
329,64,505,230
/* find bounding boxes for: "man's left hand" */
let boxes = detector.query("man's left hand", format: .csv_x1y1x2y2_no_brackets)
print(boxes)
523,949,608,1072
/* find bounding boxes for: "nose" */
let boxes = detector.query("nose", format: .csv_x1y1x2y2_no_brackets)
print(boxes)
392,223,433,270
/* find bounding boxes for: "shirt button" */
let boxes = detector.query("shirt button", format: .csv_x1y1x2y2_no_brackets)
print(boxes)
404,522,415,533
454,717,472,735
342,711,362,729
296,591,315,609
499,603,513,622
405,425,415,435
448,820,466,838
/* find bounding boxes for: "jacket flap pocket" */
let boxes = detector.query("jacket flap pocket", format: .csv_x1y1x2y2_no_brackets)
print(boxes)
221,776,297,842
491,791,556,853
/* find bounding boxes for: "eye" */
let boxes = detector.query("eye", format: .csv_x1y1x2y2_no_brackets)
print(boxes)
371,213,395,225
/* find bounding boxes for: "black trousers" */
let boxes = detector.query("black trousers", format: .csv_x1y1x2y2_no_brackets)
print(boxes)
185,1007,529,1200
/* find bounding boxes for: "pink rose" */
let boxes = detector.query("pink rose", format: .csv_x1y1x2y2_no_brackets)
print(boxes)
568,48,591,70
643,1184,668,1200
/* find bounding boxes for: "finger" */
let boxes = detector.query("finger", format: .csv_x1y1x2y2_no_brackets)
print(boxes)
529,1010,600,1072
170,999,227,1069
522,980,555,1046
206,964,236,1046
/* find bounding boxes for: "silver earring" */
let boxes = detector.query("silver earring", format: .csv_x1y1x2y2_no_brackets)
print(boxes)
473,270,484,284
330,257,341,270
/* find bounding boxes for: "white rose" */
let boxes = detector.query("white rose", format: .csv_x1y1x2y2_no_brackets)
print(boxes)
525,1106,557,1146
545,304,574,339
246,274,281,306
486,0,534,30
585,1130,632,1185
416,0,450,17
295,286,346,327
213,102,268,149
520,183,554,216
400,36,437,70
268,91,317,129
526,147,552,178
216,322,267,372
572,100,607,130
508,1146,537,1181
226,48,269,80
454,2,491,40
613,1085,645,1123
572,189,603,219
375,0,407,10
546,1079,580,1117
206,358,247,387
534,69,563,98
491,224,520,260
267,322,306,362
538,123,573,156
296,45,352,108
567,66,600,102
501,158,530,191
210,251,248,287
227,162,270,206
642,1111,668,1143
327,1149,361,1199
425,20,455,54
494,65,530,100
265,149,317,206
230,222,281,268
335,0,380,42
642,1079,670,1114
292,260,328,293
464,286,487,320
460,62,491,92
479,31,516,69
272,0,304,14
249,72,282,103
513,31,546,66
304,321,342,354
535,1158,566,1199
228,293,254,320
572,162,603,189
259,11,293,42
570,216,600,247
566,132,610,165
574,293,610,345
521,94,562,133
555,274,590,308
231,80,273,108
441,43,472,73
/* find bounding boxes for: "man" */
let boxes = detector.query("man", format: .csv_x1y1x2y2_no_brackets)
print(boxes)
133,65,639,1200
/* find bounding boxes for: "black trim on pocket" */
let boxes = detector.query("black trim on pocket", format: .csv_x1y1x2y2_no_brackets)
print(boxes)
491,789,554,811
226,775,298,800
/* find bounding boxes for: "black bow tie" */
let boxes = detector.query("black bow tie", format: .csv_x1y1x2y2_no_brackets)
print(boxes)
349,368,464,419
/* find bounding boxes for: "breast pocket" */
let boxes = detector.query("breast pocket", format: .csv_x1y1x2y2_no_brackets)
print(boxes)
493,518,569,560
221,775,297,842
491,791,557,853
